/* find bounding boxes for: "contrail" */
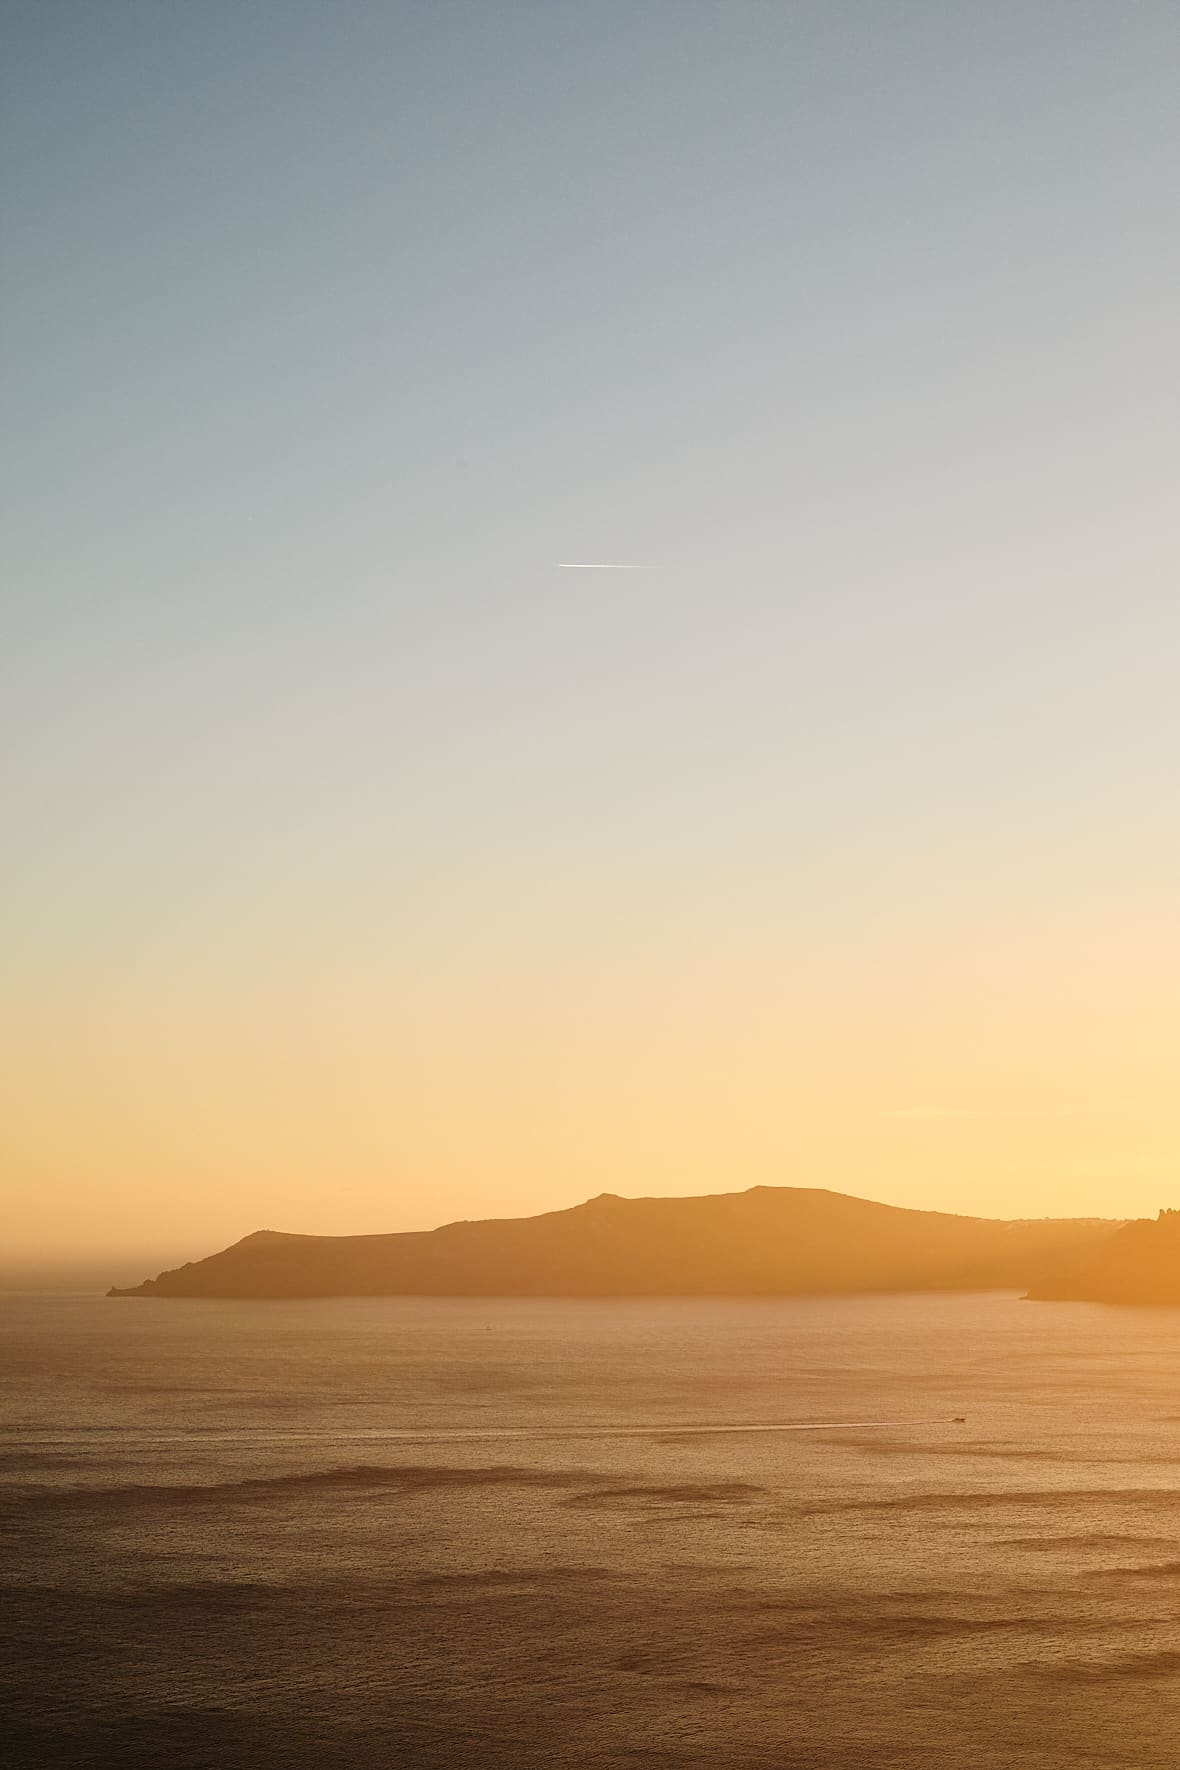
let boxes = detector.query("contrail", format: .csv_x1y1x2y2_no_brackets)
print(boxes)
556,562,650,570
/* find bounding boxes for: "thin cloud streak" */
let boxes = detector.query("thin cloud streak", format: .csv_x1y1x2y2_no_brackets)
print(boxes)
873,1107,1125,1122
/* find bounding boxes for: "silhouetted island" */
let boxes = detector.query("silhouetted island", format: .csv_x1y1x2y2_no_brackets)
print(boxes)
1026,1209,1180,1304
109,1186,1117,1300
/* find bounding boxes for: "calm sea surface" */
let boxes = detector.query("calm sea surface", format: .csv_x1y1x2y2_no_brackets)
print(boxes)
6,1291,1180,1767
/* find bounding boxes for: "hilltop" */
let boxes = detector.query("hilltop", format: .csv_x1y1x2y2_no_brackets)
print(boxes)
109,1186,1117,1300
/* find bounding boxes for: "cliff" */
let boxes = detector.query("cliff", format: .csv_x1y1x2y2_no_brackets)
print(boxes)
109,1185,1118,1300
1026,1209,1180,1304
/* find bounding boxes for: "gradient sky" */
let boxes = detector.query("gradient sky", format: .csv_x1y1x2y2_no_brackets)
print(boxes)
4,1,1180,1265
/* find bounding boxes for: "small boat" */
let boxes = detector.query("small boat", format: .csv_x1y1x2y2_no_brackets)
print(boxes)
951,1416,966,1424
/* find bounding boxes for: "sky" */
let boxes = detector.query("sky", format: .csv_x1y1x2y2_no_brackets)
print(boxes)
4,1,1180,1268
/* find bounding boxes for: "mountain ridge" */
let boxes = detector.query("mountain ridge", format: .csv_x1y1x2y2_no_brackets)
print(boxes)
109,1185,1119,1300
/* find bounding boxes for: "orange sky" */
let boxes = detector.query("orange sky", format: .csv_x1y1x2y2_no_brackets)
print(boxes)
7,861,1178,1263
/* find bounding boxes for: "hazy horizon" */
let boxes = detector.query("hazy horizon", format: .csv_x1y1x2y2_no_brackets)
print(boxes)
0,1177,1131,1298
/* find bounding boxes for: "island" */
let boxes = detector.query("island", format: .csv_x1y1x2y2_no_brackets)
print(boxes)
109,1185,1118,1300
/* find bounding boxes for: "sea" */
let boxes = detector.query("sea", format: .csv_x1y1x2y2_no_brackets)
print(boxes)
6,1290,1180,1768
